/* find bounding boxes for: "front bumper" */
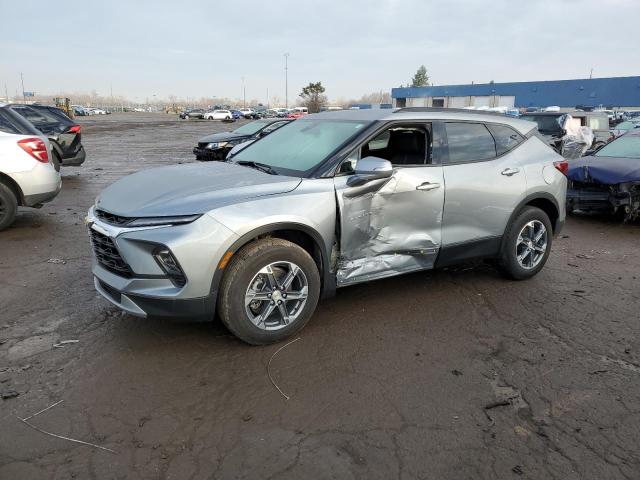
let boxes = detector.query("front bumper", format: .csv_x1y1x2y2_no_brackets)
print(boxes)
95,277,216,319
193,146,228,160
567,184,640,215
62,146,86,166
87,209,239,319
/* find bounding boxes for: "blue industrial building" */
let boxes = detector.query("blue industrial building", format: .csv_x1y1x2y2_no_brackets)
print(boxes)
391,76,640,109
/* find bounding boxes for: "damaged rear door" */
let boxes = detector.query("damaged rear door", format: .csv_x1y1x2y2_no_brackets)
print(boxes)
333,121,445,286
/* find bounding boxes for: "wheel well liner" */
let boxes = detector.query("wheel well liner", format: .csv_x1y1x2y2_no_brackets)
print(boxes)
0,173,24,205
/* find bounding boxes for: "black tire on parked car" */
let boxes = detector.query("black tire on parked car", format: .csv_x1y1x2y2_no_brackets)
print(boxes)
498,206,553,280
51,152,61,172
0,182,18,231
217,238,321,345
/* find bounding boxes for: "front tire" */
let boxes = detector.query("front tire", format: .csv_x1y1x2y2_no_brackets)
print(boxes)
0,183,18,231
218,238,321,345
498,206,553,280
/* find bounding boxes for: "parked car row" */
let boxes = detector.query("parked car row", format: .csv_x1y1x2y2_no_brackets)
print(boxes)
0,105,62,230
180,106,308,121
73,106,109,116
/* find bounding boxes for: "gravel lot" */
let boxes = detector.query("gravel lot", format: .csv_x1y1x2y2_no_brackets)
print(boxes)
1,113,639,479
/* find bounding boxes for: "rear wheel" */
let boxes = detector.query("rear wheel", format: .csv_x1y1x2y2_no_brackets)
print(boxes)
51,152,61,172
498,206,553,280
218,238,321,345
0,182,18,231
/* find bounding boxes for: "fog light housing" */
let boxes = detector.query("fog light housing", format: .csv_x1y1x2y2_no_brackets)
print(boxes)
153,247,187,287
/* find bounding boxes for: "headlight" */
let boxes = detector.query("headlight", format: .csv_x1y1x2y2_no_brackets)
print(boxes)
207,142,226,149
126,214,201,227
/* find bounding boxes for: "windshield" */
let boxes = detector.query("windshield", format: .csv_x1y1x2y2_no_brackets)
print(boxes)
595,135,640,159
520,115,563,133
615,121,634,130
233,119,368,176
233,120,270,135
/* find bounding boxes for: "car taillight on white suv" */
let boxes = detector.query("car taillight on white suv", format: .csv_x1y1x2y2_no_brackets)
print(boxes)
17,137,49,163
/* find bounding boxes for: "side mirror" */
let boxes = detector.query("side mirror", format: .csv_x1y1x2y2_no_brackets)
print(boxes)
346,156,393,187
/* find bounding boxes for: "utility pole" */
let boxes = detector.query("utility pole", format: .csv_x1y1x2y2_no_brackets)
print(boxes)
266,87,269,108
4,84,8,103
284,53,290,108
589,68,593,80
242,76,246,108
20,72,25,103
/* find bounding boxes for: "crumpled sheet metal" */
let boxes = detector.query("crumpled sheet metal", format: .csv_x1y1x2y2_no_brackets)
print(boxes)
558,114,595,160
568,156,640,185
337,174,440,286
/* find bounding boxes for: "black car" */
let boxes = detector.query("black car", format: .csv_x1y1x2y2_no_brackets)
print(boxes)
8,104,85,168
193,118,292,160
180,109,206,120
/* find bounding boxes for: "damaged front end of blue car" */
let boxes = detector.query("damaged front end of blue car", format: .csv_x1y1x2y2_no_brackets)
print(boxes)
566,156,640,220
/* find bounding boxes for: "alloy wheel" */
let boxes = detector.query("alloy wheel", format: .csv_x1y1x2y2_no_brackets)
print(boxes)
515,220,547,269
244,261,309,331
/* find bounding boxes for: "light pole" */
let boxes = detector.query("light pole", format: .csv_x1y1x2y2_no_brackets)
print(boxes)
20,72,26,103
241,76,246,108
284,53,289,108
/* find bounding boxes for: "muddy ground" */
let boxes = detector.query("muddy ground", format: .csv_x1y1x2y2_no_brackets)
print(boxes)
1,113,639,480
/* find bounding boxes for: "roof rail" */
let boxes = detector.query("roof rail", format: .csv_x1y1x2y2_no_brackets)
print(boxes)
394,107,511,117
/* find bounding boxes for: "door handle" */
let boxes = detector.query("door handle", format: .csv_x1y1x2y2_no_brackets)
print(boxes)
501,168,520,176
416,182,441,191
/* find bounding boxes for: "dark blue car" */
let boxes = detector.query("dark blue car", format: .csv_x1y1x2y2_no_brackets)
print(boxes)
566,129,640,220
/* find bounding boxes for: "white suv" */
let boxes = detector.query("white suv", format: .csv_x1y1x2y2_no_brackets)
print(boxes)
0,106,61,230
204,110,232,121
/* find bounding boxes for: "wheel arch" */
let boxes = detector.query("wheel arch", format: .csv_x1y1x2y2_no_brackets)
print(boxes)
210,222,335,302
0,172,25,206
503,193,560,244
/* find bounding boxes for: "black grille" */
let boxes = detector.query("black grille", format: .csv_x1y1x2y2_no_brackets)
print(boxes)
90,229,133,278
95,209,132,226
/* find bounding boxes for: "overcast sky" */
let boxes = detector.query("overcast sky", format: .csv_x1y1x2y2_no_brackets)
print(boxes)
1,0,639,103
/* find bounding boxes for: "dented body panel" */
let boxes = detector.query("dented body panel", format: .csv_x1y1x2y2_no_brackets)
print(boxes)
334,166,444,285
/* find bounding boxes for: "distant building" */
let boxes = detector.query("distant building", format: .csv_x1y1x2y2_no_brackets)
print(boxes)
392,76,640,110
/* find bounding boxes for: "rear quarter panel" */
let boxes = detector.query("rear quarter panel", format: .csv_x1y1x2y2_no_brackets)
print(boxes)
522,136,567,224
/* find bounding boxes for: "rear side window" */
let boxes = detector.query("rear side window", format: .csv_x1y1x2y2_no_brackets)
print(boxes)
445,122,496,163
487,124,525,155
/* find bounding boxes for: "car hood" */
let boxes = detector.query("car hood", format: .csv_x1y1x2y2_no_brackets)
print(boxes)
567,155,640,185
96,162,302,217
198,131,248,144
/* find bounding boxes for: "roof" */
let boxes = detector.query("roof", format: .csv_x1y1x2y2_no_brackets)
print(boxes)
520,111,606,117
392,76,640,108
305,108,536,134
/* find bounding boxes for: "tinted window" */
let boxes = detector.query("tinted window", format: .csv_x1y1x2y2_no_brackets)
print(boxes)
520,115,563,133
0,111,20,134
488,124,524,155
445,123,496,163
588,117,608,130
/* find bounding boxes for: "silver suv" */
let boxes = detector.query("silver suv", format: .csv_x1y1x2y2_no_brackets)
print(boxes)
87,109,567,344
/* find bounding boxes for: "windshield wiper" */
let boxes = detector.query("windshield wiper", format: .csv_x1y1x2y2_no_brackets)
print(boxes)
235,160,279,175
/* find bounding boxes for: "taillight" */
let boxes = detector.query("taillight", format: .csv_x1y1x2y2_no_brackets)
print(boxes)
67,125,81,134
554,160,568,175
17,138,49,163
